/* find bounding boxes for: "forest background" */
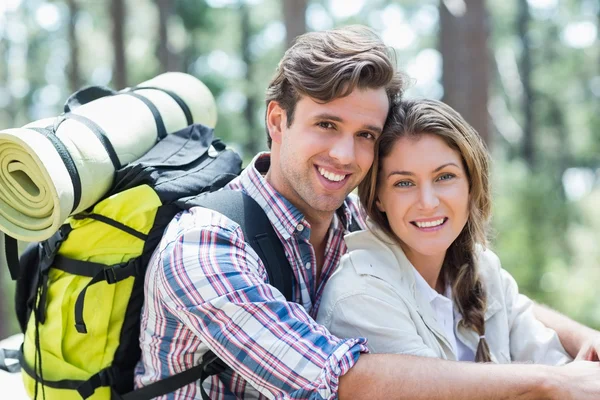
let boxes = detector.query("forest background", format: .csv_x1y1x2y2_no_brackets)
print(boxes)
0,0,599,338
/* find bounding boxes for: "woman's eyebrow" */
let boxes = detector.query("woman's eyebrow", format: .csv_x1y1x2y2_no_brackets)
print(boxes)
433,162,460,172
386,162,460,178
387,170,413,178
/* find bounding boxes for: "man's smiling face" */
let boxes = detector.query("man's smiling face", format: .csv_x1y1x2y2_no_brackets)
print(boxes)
267,87,389,220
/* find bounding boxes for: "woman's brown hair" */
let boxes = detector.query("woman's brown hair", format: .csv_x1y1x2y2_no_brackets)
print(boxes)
358,99,493,362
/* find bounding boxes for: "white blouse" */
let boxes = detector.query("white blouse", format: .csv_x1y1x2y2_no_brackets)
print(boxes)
412,268,474,361
316,224,571,365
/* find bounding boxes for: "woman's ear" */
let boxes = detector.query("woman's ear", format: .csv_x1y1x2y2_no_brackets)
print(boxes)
266,101,286,145
376,198,385,213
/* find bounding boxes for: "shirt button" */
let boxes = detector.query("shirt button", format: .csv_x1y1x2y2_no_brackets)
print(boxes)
296,224,304,232
304,262,311,270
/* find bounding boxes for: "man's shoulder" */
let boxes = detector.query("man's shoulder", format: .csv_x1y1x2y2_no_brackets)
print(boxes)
164,196,247,243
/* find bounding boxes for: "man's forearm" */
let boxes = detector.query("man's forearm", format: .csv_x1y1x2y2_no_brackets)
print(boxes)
533,302,599,358
339,354,552,400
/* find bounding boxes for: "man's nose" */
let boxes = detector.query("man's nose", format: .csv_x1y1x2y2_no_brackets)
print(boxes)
329,134,355,166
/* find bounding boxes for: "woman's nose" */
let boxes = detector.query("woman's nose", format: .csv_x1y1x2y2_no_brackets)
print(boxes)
418,185,440,210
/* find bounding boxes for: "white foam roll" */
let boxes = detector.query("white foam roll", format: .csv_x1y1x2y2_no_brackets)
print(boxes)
0,72,217,242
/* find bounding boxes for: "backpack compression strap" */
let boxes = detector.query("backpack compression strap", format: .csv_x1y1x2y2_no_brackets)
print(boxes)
121,190,294,400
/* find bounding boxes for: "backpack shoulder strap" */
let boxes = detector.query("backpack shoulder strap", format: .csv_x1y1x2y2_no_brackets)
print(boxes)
3,234,20,281
184,190,294,301
121,190,295,400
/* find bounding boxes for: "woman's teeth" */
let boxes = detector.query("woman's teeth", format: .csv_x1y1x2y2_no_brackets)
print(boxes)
414,218,445,228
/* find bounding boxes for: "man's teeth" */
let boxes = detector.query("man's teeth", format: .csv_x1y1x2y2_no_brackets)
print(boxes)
318,167,346,182
415,218,445,228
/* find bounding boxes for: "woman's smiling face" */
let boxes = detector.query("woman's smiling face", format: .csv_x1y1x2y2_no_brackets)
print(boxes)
376,133,470,266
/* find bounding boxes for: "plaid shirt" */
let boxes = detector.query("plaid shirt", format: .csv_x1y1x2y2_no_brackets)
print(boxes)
134,153,369,399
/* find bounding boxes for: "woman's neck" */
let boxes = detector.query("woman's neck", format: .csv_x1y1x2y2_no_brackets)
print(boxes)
400,243,446,294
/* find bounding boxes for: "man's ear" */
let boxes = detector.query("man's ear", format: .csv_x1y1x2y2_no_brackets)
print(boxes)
266,101,286,145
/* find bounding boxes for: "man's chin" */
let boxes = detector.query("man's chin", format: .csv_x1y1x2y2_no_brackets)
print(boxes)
305,194,349,214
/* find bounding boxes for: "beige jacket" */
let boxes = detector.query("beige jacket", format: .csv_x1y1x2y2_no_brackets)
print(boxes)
316,226,571,365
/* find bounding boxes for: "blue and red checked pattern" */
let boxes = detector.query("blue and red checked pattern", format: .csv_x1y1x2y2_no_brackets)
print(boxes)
134,153,369,399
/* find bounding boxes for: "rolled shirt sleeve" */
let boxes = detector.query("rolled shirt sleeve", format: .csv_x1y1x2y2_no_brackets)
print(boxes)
154,207,368,399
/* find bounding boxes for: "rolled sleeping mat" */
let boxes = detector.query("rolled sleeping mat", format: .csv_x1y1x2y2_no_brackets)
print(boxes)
0,72,217,243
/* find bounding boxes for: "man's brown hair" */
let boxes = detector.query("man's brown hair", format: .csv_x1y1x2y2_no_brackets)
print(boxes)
264,25,405,148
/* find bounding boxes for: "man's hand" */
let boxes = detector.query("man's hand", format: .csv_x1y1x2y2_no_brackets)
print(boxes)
553,360,600,400
575,337,600,361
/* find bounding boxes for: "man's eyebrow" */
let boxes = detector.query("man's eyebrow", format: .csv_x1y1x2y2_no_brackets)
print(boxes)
387,163,461,178
313,113,383,134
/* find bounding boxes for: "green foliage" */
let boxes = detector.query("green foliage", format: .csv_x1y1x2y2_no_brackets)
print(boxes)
175,0,213,31
492,158,600,330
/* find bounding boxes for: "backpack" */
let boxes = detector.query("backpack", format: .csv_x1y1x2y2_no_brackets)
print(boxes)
0,122,295,400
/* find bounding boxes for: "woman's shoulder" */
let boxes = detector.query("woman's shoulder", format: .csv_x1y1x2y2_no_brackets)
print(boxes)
475,245,502,274
474,246,513,299
343,229,407,279
319,230,414,324
324,229,408,298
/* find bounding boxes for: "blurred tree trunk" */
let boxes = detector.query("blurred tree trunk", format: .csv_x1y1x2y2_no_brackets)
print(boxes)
548,98,569,180
0,35,13,128
156,0,181,72
111,0,127,89
439,0,491,146
282,0,307,49
66,0,81,92
240,2,260,155
518,0,535,169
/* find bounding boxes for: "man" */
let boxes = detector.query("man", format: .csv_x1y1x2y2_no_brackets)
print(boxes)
135,25,600,399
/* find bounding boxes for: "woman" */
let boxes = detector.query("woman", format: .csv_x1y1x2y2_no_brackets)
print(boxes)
316,99,571,364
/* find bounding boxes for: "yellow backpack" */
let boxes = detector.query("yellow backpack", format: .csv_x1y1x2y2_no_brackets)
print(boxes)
4,123,295,400
21,184,160,400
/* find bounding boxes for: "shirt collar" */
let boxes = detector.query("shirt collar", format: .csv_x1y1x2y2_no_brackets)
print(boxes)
412,267,453,306
234,152,355,240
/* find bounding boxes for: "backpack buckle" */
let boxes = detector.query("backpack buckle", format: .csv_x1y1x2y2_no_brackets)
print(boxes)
77,367,117,399
201,351,228,376
40,224,72,271
104,267,118,284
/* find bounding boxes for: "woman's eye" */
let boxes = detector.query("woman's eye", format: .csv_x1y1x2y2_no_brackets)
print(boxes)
395,181,414,188
437,173,455,181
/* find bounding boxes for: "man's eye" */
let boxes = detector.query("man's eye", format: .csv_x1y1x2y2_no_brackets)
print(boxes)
317,122,335,130
358,131,376,140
